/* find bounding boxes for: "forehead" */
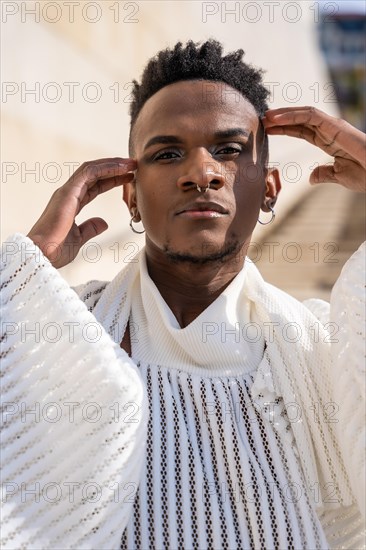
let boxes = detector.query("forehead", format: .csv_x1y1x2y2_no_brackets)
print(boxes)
133,80,259,148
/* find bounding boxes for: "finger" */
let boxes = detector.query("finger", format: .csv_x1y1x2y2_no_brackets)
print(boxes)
266,124,363,163
83,160,137,186
265,124,318,146
85,172,135,199
67,163,136,211
265,106,316,115
78,173,135,210
263,107,327,128
264,109,366,166
265,124,351,158
96,171,135,193
78,217,108,246
75,157,137,171
309,164,338,185
68,159,137,190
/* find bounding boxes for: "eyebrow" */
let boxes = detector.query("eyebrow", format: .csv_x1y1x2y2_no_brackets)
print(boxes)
214,128,250,139
143,128,250,152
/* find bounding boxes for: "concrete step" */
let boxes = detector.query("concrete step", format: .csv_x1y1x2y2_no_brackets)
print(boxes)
249,184,365,302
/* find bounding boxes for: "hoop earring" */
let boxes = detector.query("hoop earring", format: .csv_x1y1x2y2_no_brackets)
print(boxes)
258,203,275,226
129,217,145,234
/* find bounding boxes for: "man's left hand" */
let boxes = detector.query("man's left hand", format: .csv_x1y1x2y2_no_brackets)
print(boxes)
263,106,366,193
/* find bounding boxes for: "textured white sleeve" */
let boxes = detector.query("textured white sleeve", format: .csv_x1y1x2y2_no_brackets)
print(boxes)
1,234,148,549
329,241,366,519
302,297,330,325
302,244,366,517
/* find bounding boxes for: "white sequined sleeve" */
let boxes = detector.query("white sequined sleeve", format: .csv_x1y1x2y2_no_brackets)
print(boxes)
1,234,148,549
329,241,366,518
303,243,365,518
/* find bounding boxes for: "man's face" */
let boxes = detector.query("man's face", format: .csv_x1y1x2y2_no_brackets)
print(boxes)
125,80,278,264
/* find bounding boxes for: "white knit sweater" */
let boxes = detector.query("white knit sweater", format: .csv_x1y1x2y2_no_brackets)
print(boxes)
1,234,365,550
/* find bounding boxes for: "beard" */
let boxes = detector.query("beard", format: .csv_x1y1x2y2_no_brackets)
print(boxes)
163,239,242,265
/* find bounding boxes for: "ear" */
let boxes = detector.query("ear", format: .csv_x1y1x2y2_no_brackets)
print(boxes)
261,168,282,212
123,180,141,221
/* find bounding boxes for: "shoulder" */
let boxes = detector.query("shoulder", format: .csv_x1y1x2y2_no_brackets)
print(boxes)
331,241,365,306
302,298,330,324
72,280,110,312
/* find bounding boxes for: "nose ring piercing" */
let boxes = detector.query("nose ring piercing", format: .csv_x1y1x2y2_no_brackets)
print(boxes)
196,183,210,193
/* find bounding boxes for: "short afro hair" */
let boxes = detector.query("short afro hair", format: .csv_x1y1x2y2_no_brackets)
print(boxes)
129,39,270,131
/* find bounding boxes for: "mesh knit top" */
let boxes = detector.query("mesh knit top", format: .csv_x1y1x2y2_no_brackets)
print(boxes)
1,234,365,549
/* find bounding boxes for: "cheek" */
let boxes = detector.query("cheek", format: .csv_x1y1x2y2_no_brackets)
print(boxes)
134,171,152,211
233,158,266,200
135,165,175,224
135,184,165,233
230,177,265,233
234,177,265,209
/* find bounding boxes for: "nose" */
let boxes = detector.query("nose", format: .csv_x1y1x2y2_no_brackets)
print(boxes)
176,148,225,192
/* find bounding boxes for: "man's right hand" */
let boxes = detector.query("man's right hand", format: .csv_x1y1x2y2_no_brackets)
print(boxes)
27,158,137,268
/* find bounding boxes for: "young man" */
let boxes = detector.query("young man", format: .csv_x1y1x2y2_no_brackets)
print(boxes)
1,40,365,549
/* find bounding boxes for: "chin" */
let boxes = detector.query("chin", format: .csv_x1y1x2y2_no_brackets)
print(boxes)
163,239,242,265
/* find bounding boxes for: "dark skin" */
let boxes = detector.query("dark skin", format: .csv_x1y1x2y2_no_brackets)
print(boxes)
27,83,365,352
124,80,281,328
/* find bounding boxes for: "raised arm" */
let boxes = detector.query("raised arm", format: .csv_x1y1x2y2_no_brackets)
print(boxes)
1,158,149,549
264,107,366,519
27,157,136,268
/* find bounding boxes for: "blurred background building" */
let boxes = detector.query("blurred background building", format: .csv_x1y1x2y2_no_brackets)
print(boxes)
1,0,365,300
252,0,366,300
318,0,366,131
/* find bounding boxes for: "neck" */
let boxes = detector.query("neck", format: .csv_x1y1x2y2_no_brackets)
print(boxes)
145,240,250,328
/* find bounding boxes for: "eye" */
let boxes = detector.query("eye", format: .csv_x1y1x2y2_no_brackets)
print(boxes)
152,149,181,162
214,144,243,158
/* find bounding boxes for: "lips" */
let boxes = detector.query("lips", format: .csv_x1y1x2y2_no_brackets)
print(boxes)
175,201,229,215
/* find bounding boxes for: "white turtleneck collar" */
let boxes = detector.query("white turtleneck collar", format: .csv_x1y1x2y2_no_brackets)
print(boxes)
130,251,265,376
